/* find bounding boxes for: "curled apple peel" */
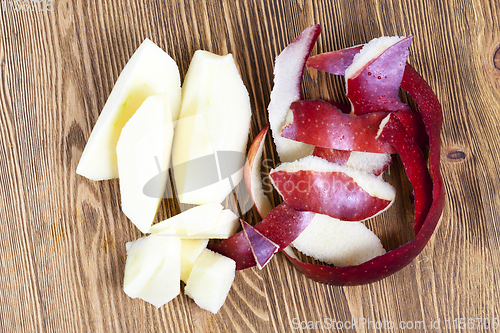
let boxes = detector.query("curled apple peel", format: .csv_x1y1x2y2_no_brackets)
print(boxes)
212,27,443,286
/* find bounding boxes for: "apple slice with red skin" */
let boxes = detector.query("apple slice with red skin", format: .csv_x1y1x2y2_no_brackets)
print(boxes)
270,156,395,221
282,99,396,154
284,63,444,285
268,24,321,162
346,36,413,115
241,220,279,269
208,203,314,270
244,124,273,218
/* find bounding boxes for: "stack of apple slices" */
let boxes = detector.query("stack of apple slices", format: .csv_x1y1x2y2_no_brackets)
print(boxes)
123,204,239,312
77,40,252,311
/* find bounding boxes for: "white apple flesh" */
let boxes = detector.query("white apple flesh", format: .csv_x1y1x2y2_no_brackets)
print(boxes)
123,234,181,308
171,50,251,205
148,203,223,237
116,94,174,233
268,25,320,162
77,38,181,180
180,239,209,283
292,214,386,267
184,248,236,314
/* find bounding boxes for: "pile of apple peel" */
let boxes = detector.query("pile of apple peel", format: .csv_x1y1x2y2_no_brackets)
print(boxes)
77,39,254,313
211,24,444,286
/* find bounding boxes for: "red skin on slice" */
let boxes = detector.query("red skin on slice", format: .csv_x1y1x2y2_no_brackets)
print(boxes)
347,37,413,115
270,167,392,221
282,99,396,154
241,220,279,269
284,63,444,286
244,124,273,218
208,203,314,270
312,147,351,164
306,45,363,75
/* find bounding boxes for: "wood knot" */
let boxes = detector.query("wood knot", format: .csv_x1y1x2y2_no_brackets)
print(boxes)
446,150,466,160
495,46,500,70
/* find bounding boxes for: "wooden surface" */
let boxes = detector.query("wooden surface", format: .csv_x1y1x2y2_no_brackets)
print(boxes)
1,0,500,332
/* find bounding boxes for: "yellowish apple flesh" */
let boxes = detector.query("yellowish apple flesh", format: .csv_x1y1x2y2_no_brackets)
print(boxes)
123,234,181,308
184,248,236,314
148,203,223,237
116,94,174,233
149,206,239,239
77,38,181,180
180,239,209,283
172,50,251,204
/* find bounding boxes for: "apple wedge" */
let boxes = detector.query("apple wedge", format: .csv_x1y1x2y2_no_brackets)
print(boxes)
313,148,391,176
291,214,386,267
116,94,174,233
244,124,273,218
171,50,251,205
241,220,279,269
180,239,209,283
77,39,181,180
148,203,223,237
281,100,396,154
268,24,320,162
184,249,236,314
123,234,181,308
345,36,412,115
270,156,395,221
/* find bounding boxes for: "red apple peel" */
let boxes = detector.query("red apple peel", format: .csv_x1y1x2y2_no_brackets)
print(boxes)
208,203,314,270
284,63,444,286
282,99,395,154
241,220,279,269
346,36,413,115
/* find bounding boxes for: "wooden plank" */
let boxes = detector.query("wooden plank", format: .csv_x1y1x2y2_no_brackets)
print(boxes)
0,0,500,332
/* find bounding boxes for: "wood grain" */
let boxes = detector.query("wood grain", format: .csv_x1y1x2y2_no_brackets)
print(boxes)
1,0,500,332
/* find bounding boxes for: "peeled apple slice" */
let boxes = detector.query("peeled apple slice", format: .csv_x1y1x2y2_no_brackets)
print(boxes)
180,239,209,283
148,203,223,237
123,234,181,308
171,50,252,205
292,214,386,267
116,94,174,233
184,249,236,314
77,38,181,180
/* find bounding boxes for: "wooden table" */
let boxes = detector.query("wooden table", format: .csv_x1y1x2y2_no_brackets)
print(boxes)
1,0,499,332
